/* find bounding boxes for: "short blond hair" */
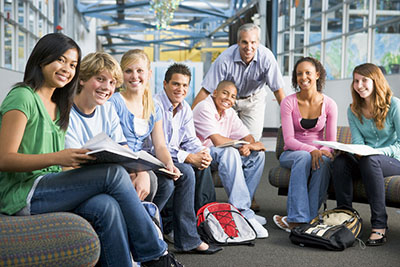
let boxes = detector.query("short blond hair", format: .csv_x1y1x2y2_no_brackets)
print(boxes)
78,52,123,93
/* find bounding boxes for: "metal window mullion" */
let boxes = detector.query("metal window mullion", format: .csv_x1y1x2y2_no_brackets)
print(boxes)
304,0,310,56
367,0,376,63
320,0,327,65
341,0,349,78
289,3,296,73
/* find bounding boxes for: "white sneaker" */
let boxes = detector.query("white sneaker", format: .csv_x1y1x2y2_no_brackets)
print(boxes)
254,214,267,225
248,218,269,238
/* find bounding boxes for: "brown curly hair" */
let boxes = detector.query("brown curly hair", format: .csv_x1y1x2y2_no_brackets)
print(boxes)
291,57,326,92
350,63,392,130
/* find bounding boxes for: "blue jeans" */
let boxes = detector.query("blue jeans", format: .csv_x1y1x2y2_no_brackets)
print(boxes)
30,164,167,267
209,147,265,219
332,153,400,229
153,163,202,251
280,150,332,223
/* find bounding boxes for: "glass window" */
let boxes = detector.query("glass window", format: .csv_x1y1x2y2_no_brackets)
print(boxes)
327,10,342,38
349,13,368,32
295,0,305,24
310,1,322,17
279,0,290,29
308,44,321,61
349,0,369,10
5,21,13,69
4,0,13,18
281,55,289,76
29,7,35,33
325,39,342,79
18,30,26,71
38,16,44,37
328,0,342,9
18,0,25,26
309,17,322,44
376,2,400,25
374,21,400,75
283,32,290,52
345,32,368,78
294,24,304,53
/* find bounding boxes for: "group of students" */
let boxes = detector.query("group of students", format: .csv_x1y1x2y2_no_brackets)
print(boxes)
0,31,270,267
0,23,397,267
272,57,399,248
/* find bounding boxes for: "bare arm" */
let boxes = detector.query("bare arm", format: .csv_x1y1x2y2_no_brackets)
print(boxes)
191,88,210,110
273,88,286,105
0,110,93,172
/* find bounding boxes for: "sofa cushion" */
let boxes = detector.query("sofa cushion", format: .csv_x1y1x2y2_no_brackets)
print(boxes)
0,212,100,266
269,126,400,208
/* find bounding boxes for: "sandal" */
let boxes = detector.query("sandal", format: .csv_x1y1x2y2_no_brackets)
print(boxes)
273,215,291,233
366,231,387,246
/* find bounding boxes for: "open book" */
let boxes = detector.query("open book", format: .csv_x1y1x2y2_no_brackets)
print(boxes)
216,140,250,148
313,140,383,156
82,133,177,176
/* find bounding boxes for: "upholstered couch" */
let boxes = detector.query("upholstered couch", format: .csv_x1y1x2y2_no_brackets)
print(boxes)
0,212,100,266
268,126,400,208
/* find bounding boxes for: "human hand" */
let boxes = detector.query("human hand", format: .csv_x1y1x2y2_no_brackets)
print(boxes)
166,162,181,181
56,149,95,168
130,171,150,201
310,149,323,170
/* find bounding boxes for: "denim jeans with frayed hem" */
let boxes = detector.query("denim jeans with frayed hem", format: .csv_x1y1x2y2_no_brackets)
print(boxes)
31,164,167,267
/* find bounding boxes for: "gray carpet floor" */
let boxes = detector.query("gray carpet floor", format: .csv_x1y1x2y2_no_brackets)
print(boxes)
168,152,400,267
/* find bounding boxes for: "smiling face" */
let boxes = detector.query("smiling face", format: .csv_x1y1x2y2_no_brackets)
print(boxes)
41,48,79,90
295,61,320,91
79,70,116,108
163,73,190,108
237,28,260,64
123,58,151,95
212,82,237,115
352,72,375,100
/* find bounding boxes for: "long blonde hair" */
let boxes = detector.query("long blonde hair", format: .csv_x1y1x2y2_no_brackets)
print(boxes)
350,63,392,130
120,49,155,120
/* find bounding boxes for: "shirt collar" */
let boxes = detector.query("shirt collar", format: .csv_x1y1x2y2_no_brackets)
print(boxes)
159,89,183,113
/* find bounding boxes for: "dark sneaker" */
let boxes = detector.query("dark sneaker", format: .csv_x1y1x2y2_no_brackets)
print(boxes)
141,253,184,267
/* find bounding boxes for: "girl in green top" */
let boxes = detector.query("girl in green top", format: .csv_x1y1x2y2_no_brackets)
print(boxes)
0,33,181,267
332,63,400,247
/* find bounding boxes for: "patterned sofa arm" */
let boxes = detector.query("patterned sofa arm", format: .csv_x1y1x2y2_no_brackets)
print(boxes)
269,126,400,208
0,212,100,266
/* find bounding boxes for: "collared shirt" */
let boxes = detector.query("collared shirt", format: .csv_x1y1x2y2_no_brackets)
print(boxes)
154,90,206,163
348,96,400,161
201,44,285,98
192,95,249,148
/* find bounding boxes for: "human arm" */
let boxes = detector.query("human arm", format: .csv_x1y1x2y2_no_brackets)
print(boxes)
0,110,94,172
151,120,181,180
191,88,210,110
273,88,286,105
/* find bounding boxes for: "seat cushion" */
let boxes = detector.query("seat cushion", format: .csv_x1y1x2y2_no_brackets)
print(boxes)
0,212,100,266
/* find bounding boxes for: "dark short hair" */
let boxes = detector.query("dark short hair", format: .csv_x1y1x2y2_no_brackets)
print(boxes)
291,57,326,92
18,33,81,130
164,63,191,83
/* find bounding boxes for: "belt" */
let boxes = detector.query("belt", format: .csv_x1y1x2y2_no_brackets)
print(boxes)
237,90,260,100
